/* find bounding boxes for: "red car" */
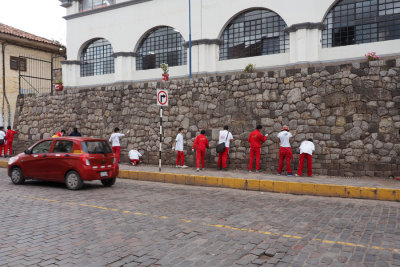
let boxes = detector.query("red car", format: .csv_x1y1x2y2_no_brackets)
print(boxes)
8,137,119,190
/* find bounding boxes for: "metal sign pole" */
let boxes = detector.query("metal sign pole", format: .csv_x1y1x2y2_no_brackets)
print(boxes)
159,106,163,172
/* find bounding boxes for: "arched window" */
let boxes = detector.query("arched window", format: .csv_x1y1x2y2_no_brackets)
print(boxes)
136,27,187,71
80,39,114,77
219,9,289,60
79,0,115,12
322,0,400,47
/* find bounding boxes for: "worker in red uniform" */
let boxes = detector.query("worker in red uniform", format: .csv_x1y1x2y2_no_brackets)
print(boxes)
192,130,209,172
277,125,294,176
248,125,268,172
4,126,18,157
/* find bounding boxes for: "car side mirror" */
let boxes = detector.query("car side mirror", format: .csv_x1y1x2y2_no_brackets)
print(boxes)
24,149,32,155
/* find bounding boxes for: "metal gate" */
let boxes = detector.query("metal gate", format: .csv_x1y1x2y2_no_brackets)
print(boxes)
18,55,65,95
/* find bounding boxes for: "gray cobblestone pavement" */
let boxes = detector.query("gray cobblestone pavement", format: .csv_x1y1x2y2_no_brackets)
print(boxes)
0,168,399,267
121,164,400,189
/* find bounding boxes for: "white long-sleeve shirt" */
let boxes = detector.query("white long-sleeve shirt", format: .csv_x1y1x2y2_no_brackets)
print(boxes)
128,150,142,160
109,133,125,147
299,141,315,155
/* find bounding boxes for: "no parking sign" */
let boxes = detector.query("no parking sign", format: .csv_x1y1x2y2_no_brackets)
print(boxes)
157,89,168,106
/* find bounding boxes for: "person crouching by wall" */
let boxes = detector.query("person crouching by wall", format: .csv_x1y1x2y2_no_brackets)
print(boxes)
192,130,209,172
277,125,294,176
296,138,315,177
128,149,142,166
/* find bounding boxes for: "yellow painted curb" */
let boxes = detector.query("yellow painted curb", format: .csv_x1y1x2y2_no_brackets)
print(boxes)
0,161,8,168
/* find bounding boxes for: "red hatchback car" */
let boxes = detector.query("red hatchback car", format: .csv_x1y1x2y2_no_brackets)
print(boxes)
8,137,119,190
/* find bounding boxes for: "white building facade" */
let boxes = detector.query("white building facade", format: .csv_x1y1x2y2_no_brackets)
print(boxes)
60,0,400,87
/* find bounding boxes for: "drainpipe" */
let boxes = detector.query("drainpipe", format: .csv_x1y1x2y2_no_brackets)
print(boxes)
1,42,11,127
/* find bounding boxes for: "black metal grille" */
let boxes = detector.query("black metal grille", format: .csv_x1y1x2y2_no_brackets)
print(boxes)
79,0,115,12
219,9,289,60
322,0,400,47
136,27,187,71
80,39,114,77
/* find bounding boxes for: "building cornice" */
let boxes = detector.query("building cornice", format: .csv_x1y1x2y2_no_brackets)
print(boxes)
61,60,80,65
184,39,221,48
284,22,325,33
63,0,152,20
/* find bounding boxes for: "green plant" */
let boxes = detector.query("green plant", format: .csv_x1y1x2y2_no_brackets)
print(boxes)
160,63,169,74
244,63,255,73
55,79,63,84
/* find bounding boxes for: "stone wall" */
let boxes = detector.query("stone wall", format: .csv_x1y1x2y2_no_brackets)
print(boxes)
13,58,400,178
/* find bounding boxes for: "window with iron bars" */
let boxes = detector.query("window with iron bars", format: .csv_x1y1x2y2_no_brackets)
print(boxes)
219,9,289,60
79,0,115,12
136,27,187,71
322,0,400,47
80,39,114,77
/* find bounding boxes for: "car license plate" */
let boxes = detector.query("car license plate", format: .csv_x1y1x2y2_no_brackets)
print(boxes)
100,171,108,177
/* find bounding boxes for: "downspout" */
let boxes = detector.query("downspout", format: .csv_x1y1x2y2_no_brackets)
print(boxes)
1,42,11,127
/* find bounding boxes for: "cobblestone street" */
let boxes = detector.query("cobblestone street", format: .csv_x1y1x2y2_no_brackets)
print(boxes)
0,168,399,267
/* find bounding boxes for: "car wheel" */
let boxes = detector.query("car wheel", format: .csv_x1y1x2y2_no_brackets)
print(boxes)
65,171,83,190
101,177,116,187
10,167,25,185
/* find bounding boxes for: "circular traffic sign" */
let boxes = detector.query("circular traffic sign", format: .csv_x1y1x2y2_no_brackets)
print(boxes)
157,90,168,106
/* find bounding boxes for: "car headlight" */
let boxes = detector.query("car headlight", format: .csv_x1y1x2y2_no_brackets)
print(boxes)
8,156,19,165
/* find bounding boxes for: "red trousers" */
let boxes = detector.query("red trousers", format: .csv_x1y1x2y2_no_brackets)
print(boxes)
278,147,293,174
176,151,184,166
218,147,229,169
112,146,121,163
196,149,205,169
130,159,139,165
5,141,13,155
249,148,261,171
0,144,4,156
297,153,312,176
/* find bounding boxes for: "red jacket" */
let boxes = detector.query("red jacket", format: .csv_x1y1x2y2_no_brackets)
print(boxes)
193,134,209,151
248,129,267,149
5,130,18,143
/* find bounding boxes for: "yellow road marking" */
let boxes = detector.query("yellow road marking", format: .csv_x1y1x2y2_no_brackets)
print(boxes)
23,195,400,254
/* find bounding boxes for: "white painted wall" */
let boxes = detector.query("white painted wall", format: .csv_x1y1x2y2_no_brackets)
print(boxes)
62,0,400,87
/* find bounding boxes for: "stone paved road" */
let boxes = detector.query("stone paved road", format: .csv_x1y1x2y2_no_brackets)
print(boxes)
0,169,399,267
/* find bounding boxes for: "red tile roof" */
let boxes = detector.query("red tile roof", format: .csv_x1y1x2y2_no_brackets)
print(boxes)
0,23,64,47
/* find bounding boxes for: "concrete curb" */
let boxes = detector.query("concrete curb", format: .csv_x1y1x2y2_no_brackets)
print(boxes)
118,170,400,202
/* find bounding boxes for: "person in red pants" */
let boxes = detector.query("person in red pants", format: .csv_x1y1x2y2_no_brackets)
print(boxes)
173,128,188,168
0,127,6,157
192,130,209,172
248,125,268,172
296,138,315,177
109,127,129,164
4,126,18,157
217,126,234,171
277,125,294,176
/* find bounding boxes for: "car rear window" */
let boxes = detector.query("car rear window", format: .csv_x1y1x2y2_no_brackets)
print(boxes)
81,141,112,154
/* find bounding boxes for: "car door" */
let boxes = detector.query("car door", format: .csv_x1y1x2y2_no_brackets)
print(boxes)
20,140,53,180
47,140,76,181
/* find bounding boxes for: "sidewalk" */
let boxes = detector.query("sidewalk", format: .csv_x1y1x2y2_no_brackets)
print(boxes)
118,164,400,202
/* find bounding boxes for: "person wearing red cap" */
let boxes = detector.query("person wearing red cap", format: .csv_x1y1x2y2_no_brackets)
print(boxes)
248,125,268,172
192,130,209,172
277,125,293,176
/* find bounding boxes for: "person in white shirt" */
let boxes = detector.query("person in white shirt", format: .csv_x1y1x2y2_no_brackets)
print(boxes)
296,139,315,177
172,128,188,168
277,125,294,176
128,149,142,166
109,127,129,164
217,126,234,171
0,127,6,157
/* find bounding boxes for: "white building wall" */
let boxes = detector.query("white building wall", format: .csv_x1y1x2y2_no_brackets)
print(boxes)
62,0,400,87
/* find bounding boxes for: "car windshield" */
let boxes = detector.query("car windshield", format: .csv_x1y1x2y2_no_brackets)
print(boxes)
81,141,112,154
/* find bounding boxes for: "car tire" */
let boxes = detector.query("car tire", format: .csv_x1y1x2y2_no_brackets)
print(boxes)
10,167,25,185
101,177,116,187
65,171,83,190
